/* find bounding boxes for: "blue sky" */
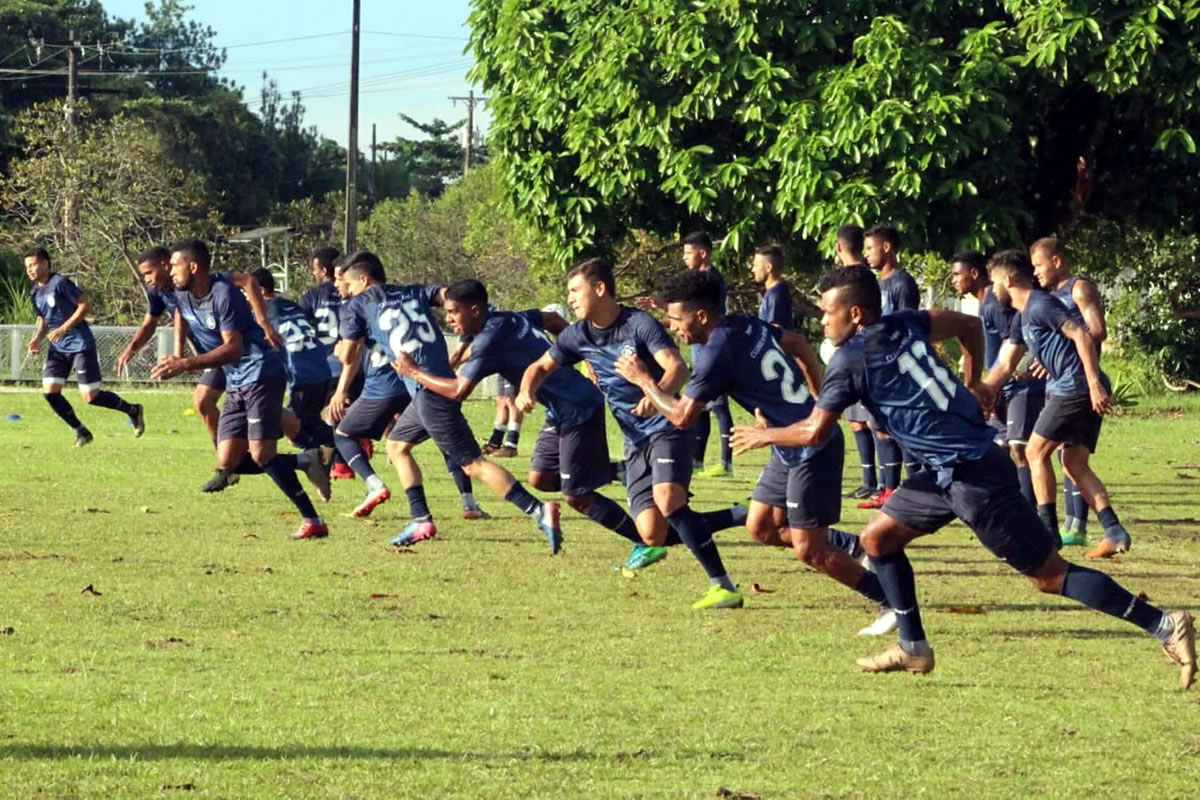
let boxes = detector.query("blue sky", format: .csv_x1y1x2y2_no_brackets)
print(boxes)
103,0,490,149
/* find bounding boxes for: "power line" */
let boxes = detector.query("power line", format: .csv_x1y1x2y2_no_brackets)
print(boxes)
363,30,469,42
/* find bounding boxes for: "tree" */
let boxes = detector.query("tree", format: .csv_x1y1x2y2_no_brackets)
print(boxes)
379,116,480,199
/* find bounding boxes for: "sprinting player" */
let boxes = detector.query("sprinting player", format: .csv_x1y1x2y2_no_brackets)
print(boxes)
522,257,746,609
150,239,330,540
394,279,645,551
860,224,921,509
24,247,144,447
337,259,560,550
983,250,1131,559
730,264,1195,685
299,246,352,478
949,251,1043,508
1031,236,1107,546
834,224,879,501
617,270,896,627
485,377,524,457
751,245,793,330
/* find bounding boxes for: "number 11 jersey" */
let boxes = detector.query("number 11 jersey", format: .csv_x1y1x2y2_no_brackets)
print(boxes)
340,284,453,396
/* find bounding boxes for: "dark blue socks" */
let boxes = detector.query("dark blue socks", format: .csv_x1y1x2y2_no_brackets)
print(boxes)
504,482,542,517
853,427,877,490
701,504,748,532
262,454,318,519
405,485,432,521
869,550,925,643
876,436,902,490
667,506,733,590
584,494,640,543
88,389,136,416
1017,465,1035,508
711,403,734,470
334,432,376,481
44,392,82,430
1059,564,1166,638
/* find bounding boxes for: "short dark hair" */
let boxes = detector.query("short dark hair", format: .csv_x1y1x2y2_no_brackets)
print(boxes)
662,269,724,314
818,264,882,322
311,246,340,278
681,231,714,251
445,278,488,307
137,246,171,265
171,239,211,270
987,249,1036,284
566,257,616,297
22,246,51,265
1030,236,1066,260
753,245,784,274
836,224,864,255
250,267,275,294
339,250,386,283
864,224,900,251
951,250,987,273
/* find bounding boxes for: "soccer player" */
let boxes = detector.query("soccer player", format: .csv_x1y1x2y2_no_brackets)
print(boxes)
617,270,896,623
731,264,1195,686
150,240,330,540
1031,236,1107,546
751,245,793,330
394,278,644,550
949,251,1043,508
337,258,561,550
834,224,879,501
521,257,745,609
982,250,1132,559
298,246,352,478
25,247,145,447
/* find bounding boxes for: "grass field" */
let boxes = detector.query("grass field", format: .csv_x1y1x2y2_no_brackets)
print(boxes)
0,388,1198,798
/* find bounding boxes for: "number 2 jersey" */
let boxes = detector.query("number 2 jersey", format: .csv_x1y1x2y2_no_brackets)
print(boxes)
817,310,993,484
266,295,332,387
298,280,343,378
340,284,452,396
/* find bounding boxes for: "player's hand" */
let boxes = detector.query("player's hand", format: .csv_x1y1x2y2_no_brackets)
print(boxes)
634,296,662,312
392,352,417,376
753,408,769,429
150,354,189,381
1089,380,1111,416
514,389,536,414
26,338,39,355
47,326,66,343
631,396,657,418
327,390,349,422
263,325,284,351
970,382,997,417
614,352,649,385
731,422,773,455
1030,359,1049,379
116,348,135,374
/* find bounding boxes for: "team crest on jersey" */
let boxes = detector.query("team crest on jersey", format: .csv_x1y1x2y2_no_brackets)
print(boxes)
205,313,216,328
620,342,637,358
45,294,56,308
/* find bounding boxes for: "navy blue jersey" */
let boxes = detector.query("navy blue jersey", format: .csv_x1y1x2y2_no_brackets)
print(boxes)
459,309,604,430
758,282,794,330
267,296,332,387
817,310,993,485
879,268,920,315
341,284,451,397
299,280,343,377
175,280,284,388
550,306,678,446
31,274,94,353
1051,274,1088,313
1010,291,1101,397
690,266,730,363
980,287,1043,399
686,314,833,465
147,271,231,352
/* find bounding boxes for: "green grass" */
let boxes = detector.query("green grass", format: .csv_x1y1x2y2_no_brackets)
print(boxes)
1,389,1198,798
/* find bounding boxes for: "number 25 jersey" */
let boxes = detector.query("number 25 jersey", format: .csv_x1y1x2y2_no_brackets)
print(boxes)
340,284,452,395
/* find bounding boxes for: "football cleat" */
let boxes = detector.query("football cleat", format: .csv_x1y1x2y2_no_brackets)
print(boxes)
692,585,744,610
1162,610,1196,690
290,519,329,540
856,643,935,674
536,501,563,555
1085,526,1132,559
201,468,239,493
301,448,332,502
352,486,390,518
698,463,733,478
857,607,899,636
857,487,893,510
73,427,94,448
621,544,668,571
492,445,518,458
462,506,492,521
330,462,355,480
389,520,437,547
844,485,876,500
129,404,146,438
1060,529,1087,547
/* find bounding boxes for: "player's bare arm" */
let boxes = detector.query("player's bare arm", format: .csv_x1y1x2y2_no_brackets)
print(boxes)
1074,278,1107,343
1061,317,1110,414
779,329,823,397
731,406,840,454
539,311,570,335
393,351,476,403
328,338,363,422
517,351,559,414
48,293,89,343
27,316,47,354
153,329,243,380
173,310,189,358
230,272,283,350
117,312,159,372
615,353,702,428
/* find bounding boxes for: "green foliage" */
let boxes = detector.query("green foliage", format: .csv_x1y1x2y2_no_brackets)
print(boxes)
379,116,481,200
0,249,35,325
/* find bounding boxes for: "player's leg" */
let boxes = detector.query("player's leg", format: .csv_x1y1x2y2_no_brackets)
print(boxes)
698,397,734,477
844,413,878,499
76,349,144,437
485,394,508,454
336,397,402,517
194,369,225,444
446,455,489,519
692,407,711,471
41,351,89,445
552,411,642,548
382,401,436,544
1006,392,1038,509
498,396,524,456
1025,429,1062,538
1061,444,1132,559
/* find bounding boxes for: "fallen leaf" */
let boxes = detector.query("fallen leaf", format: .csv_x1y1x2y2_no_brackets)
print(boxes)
1177,473,1196,480
385,546,415,554
242,533,258,539
1,627,14,636
277,511,298,517
1137,591,1150,602
369,593,397,599
619,566,638,579
80,584,102,596
751,583,776,594
160,783,196,791
942,605,984,615
716,788,760,800
140,506,153,514
83,507,108,514
262,567,273,574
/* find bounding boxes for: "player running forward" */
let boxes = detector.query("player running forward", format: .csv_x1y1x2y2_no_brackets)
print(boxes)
24,247,144,447
983,250,1131,559
522,258,746,609
337,259,561,551
731,265,1195,686
299,247,354,479
616,270,897,629
393,278,645,551
949,251,1044,508
150,240,330,539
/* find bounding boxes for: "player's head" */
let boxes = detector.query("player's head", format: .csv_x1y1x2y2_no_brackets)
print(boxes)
1030,236,1069,288
136,246,172,292
565,257,616,321
987,249,1036,307
250,267,276,297
661,269,724,345
444,278,489,337
681,231,713,270
818,264,882,346
22,246,51,282
835,224,864,264
338,250,385,297
169,239,211,291
311,246,340,282
863,225,900,270
949,250,988,297
750,245,784,285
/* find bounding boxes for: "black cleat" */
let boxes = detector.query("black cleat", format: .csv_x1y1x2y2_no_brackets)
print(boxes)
201,468,238,493
73,427,94,449
844,485,875,500
129,404,146,438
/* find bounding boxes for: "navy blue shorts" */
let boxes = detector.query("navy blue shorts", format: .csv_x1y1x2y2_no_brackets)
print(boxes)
624,428,693,517
388,389,482,468
529,407,612,497
881,444,1056,575
288,379,335,422
43,347,102,391
197,367,226,392
1004,390,1044,446
336,393,410,441
1034,391,1103,452
751,435,843,530
496,376,517,398
218,377,285,442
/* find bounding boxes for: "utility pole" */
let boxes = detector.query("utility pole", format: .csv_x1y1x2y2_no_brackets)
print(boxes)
66,29,79,127
344,0,361,253
449,90,490,177
370,122,377,201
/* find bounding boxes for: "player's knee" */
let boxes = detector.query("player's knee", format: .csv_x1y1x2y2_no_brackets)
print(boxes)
81,390,98,404
859,527,893,558
529,471,558,493
1026,437,1053,463
1010,444,1028,467
1060,448,1089,477
564,493,591,514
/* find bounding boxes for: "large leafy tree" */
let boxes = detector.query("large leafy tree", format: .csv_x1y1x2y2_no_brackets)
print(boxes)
468,0,1200,264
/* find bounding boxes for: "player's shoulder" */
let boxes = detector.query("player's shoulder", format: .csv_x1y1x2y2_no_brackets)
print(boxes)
826,334,866,372
623,305,668,334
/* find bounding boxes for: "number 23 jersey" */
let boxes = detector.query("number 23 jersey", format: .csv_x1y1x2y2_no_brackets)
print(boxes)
340,284,452,395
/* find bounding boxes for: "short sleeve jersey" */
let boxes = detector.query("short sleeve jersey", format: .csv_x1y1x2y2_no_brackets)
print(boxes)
980,287,1042,399
31,273,93,353
299,281,343,377
686,314,833,465
549,306,678,446
817,310,993,485
458,309,604,430
147,271,231,352
175,279,284,388
341,283,451,397
758,282,794,330
1010,291,1101,397
267,296,332,387
879,268,920,315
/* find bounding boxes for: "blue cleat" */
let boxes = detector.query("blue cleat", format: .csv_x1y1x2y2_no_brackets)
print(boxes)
536,501,563,555
388,520,437,547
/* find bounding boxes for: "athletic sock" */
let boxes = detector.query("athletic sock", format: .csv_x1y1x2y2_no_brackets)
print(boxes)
1059,563,1166,637
902,452,922,480
712,403,734,470
88,389,136,416
1037,503,1059,538
1076,497,1090,535
365,474,385,493
666,506,733,590
876,436,902,490
447,461,472,496
693,409,711,466
663,528,683,546
869,550,925,643
826,527,862,558
504,482,543,518
853,428,878,490
486,425,505,449
334,432,376,481
233,454,264,475
297,418,334,449
503,421,521,448
461,492,479,510
700,504,748,532
44,393,82,430
1097,507,1122,536
261,455,319,520
584,494,640,543
852,571,890,605
405,485,432,521
1017,465,1036,508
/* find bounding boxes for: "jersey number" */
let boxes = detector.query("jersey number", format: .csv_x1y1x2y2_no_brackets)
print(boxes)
312,307,338,345
896,340,957,410
760,343,809,404
379,300,437,356
278,319,319,354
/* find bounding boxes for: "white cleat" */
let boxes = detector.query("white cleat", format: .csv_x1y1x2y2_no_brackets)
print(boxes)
858,607,899,636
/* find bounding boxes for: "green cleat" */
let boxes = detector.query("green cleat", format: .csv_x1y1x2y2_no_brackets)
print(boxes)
1060,529,1087,547
621,544,668,572
692,585,744,610
697,463,733,478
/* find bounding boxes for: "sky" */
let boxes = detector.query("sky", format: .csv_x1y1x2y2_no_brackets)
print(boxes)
102,0,491,149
